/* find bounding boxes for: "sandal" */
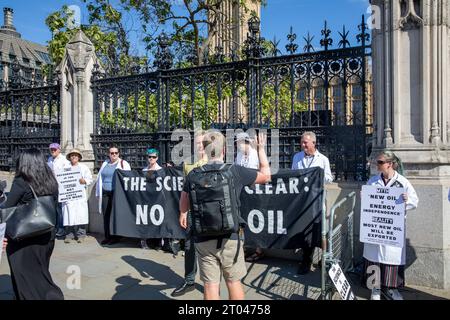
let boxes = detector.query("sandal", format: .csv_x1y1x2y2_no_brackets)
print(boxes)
245,251,265,262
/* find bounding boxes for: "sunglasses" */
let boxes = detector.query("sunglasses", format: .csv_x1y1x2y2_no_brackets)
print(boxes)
50,148,58,152
110,152,119,155
148,155,158,159
376,160,389,165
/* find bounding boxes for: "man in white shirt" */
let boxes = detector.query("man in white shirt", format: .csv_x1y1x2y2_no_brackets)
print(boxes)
47,143,70,238
291,132,333,183
291,131,333,274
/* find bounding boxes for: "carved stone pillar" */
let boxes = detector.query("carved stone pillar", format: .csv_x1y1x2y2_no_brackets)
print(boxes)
56,30,100,170
370,0,450,289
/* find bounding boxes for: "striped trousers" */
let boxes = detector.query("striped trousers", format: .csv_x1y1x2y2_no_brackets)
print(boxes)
364,259,405,289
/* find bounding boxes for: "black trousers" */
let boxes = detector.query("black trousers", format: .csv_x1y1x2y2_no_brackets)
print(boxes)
301,221,322,264
64,225,80,239
6,232,64,300
184,213,197,284
102,191,119,240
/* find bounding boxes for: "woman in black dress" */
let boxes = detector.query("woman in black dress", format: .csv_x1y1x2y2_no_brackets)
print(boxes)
1,148,64,300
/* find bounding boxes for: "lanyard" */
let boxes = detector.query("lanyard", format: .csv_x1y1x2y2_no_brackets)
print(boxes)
301,154,315,169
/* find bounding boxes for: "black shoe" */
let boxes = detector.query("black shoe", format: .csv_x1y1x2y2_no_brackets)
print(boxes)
162,243,173,253
297,261,312,275
171,282,195,297
55,229,65,237
108,238,120,245
101,239,111,245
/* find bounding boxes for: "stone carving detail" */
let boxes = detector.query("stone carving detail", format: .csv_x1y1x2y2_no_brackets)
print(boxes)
399,0,424,30
65,31,94,71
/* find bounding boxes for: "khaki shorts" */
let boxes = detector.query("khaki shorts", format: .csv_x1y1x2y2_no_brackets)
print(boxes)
195,238,247,284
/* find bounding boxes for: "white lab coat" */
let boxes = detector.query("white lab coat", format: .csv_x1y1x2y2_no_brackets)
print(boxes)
363,172,419,265
142,163,162,172
235,148,259,169
62,163,93,226
48,154,70,173
291,150,334,184
95,159,131,213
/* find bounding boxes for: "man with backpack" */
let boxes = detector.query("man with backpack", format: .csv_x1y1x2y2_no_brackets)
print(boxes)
179,130,271,300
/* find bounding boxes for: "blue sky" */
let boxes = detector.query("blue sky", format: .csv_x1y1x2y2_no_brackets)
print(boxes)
3,0,370,55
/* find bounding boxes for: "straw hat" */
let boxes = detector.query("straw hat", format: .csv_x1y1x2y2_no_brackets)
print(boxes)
66,149,83,160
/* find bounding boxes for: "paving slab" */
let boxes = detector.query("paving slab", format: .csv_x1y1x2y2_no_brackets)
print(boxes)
0,233,449,300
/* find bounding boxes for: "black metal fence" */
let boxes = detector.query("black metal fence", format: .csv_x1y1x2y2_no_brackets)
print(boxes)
0,84,60,170
91,16,372,181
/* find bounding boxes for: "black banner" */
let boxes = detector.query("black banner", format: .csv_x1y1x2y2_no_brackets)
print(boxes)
240,167,324,249
111,167,324,249
111,167,187,239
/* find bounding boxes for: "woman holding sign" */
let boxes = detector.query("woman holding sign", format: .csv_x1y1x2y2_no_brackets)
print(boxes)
62,149,93,243
364,150,418,300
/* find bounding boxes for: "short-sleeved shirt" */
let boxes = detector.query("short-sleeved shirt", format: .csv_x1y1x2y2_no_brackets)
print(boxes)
183,162,258,243
183,158,208,176
101,162,118,191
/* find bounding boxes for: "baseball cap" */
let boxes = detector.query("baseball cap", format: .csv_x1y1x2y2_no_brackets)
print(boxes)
236,132,251,142
49,143,61,150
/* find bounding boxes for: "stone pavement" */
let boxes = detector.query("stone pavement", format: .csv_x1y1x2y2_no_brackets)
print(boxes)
0,234,449,300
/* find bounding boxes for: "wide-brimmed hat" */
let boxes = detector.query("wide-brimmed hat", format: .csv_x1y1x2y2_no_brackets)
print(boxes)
66,149,83,160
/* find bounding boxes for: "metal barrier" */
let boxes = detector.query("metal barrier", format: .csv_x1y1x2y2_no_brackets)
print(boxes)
321,191,357,300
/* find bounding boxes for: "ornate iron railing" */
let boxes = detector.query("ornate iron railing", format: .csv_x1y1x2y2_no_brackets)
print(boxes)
0,84,60,170
90,16,372,180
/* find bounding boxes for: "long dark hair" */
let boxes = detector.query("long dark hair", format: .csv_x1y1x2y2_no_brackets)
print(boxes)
15,148,59,196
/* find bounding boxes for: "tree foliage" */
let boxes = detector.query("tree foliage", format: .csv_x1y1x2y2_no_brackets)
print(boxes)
45,3,141,74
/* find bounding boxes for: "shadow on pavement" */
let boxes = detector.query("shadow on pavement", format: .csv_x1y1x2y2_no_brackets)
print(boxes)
111,275,171,300
243,257,321,300
116,255,200,300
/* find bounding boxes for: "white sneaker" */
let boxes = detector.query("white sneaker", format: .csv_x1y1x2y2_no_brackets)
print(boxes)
383,288,404,300
371,288,381,300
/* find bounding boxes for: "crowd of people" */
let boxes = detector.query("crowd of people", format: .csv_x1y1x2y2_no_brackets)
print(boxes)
0,130,419,301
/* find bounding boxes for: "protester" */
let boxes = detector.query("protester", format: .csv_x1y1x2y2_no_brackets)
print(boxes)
47,143,70,238
291,131,333,275
95,145,131,245
234,132,264,263
179,130,271,300
171,131,208,297
364,150,418,300
235,132,259,169
141,148,163,250
0,149,64,300
62,149,93,244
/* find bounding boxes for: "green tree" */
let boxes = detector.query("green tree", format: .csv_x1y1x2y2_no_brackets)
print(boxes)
45,4,138,74
125,0,265,65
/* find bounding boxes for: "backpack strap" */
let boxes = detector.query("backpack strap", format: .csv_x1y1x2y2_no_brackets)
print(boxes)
221,171,235,229
199,163,229,173
234,233,241,264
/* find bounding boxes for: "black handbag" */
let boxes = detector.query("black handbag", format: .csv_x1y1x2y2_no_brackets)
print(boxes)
0,184,57,241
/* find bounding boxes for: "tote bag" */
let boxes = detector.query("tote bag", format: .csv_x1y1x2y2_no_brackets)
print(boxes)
0,184,57,241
